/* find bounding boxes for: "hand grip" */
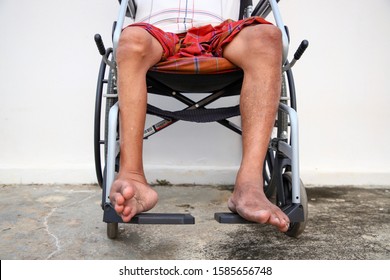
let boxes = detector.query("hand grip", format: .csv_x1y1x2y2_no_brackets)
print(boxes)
94,34,106,56
294,40,309,60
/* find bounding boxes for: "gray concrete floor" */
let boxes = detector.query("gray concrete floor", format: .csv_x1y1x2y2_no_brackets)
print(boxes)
0,184,389,260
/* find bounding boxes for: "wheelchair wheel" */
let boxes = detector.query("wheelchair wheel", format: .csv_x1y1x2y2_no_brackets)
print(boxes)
94,49,116,188
264,74,290,198
107,222,119,239
94,53,109,187
263,150,275,198
279,172,308,238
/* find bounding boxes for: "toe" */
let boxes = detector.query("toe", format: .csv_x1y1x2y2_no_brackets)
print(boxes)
121,213,132,223
113,193,125,205
227,198,237,213
268,215,281,227
121,184,135,200
122,205,132,216
279,221,290,232
114,203,124,214
248,209,271,224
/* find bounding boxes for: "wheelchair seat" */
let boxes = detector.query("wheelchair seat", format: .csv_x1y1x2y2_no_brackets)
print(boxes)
147,57,243,93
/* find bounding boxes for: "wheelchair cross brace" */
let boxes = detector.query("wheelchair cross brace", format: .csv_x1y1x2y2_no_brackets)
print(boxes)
144,89,242,139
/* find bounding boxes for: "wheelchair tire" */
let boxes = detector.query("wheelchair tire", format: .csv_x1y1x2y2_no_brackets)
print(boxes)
263,150,275,198
264,74,290,198
107,222,119,239
94,56,108,188
94,49,116,188
279,172,308,238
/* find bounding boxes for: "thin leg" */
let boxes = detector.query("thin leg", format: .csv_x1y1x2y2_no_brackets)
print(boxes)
109,27,163,222
223,24,290,232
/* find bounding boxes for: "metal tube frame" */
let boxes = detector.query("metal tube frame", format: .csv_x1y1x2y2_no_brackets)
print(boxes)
105,102,119,203
278,103,300,204
267,0,289,63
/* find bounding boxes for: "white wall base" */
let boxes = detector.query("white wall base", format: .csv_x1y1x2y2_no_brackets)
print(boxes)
144,165,239,185
300,169,390,187
1,165,389,187
147,167,390,187
0,165,97,185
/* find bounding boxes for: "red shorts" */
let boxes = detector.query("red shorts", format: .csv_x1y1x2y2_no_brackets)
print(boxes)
125,17,271,74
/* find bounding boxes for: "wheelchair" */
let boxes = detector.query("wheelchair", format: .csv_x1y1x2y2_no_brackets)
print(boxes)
94,0,309,239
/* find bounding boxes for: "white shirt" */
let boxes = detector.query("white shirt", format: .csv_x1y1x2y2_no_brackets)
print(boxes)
134,0,240,33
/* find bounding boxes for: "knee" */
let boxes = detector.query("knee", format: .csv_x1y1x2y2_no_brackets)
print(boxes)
246,24,282,55
116,27,153,62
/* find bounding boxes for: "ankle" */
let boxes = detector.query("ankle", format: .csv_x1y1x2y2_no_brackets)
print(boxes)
118,170,147,184
236,167,263,186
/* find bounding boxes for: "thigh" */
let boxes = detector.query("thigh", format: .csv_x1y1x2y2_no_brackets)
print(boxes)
125,23,180,60
206,17,271,58
223,23,282,69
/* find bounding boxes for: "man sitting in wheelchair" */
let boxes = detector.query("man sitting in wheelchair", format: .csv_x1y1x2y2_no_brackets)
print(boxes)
109,0,290,232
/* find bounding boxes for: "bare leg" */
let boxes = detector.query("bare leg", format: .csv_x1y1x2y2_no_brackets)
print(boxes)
223,24,290,232
109,27,163,222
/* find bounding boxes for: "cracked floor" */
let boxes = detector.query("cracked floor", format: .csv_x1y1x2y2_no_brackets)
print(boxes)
0,184,389,260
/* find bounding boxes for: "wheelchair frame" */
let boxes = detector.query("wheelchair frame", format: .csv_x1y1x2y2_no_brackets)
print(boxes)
94,0,309,238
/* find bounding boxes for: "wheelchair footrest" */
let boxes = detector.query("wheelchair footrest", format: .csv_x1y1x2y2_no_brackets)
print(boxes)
103,203,195,224
130,213,195,224
215,205,304,224
214,212,254,224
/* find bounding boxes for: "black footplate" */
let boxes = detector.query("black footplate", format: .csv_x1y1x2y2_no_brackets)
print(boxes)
215,204,304,224
103,204,195,224
130,213,195,224
214,212,254,224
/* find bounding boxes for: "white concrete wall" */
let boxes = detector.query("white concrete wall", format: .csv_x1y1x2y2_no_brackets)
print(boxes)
0,0,389,186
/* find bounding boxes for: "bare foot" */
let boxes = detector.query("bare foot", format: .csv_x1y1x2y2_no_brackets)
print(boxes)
228,180,290,232
109,173,158,222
